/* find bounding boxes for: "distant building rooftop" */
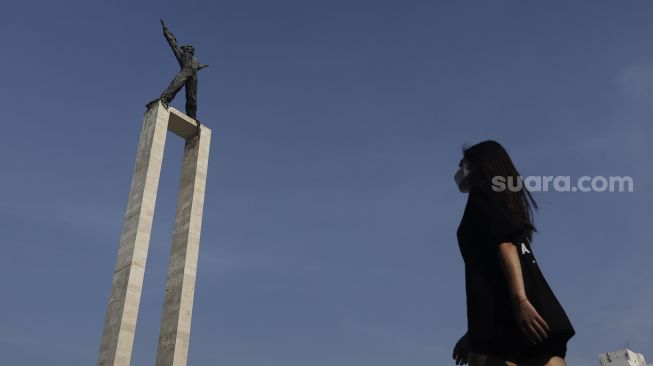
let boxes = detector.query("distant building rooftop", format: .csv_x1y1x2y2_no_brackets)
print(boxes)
598,347,652,366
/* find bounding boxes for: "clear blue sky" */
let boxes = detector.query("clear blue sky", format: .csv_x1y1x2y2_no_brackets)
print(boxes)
1,1,651,365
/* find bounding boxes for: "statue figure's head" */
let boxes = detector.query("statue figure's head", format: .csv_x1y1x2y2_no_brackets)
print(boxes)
181,45,195,55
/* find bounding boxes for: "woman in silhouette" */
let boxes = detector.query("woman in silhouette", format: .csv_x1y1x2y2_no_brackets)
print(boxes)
451,141,575,366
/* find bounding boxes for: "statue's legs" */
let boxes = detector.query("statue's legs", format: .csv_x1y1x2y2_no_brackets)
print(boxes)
146,70,199,135
160,72,190,104
184,74,198,119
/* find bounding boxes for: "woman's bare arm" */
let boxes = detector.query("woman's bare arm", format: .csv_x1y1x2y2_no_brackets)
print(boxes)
497,242,550,343
497,242,527,303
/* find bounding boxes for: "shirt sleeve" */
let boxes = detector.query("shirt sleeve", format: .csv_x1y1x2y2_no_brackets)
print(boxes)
467,188,528,248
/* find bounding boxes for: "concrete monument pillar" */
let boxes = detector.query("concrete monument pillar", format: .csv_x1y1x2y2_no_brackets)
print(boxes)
97,102,211,366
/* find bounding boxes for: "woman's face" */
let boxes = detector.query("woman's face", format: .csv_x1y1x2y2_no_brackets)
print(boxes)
454,158,471,193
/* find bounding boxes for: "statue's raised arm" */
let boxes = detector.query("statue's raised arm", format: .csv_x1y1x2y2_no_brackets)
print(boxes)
147,19,207,135
160,19,182,61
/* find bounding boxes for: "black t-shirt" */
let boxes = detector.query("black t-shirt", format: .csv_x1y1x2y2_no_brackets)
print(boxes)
456,187,575,344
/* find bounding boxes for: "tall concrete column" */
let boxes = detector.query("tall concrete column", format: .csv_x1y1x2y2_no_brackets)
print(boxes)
155,126,211,366
97,103,169,366
97,102,211,366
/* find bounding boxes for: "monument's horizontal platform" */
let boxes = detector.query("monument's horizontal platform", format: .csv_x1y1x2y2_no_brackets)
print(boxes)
166,105,211,139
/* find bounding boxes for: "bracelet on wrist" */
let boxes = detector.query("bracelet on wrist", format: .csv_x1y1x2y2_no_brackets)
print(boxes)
512,297,528,305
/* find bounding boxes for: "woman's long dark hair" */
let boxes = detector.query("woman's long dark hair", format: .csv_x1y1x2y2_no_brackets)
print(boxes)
462,140,538,242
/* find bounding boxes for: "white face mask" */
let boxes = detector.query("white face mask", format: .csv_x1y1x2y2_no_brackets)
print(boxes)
454,161,471,193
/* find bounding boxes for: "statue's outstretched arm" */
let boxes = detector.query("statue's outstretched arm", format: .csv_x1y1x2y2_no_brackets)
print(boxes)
160,19,182,60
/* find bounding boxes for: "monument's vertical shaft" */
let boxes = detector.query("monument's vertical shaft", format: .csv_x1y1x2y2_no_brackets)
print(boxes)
97,102,211,366
97,104,169,366
156,130,211,366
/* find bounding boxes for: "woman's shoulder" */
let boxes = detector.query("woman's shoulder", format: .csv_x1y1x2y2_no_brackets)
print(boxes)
465,186,527,245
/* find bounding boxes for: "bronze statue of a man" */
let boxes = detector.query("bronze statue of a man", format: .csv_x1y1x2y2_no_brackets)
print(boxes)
147,19,208,133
